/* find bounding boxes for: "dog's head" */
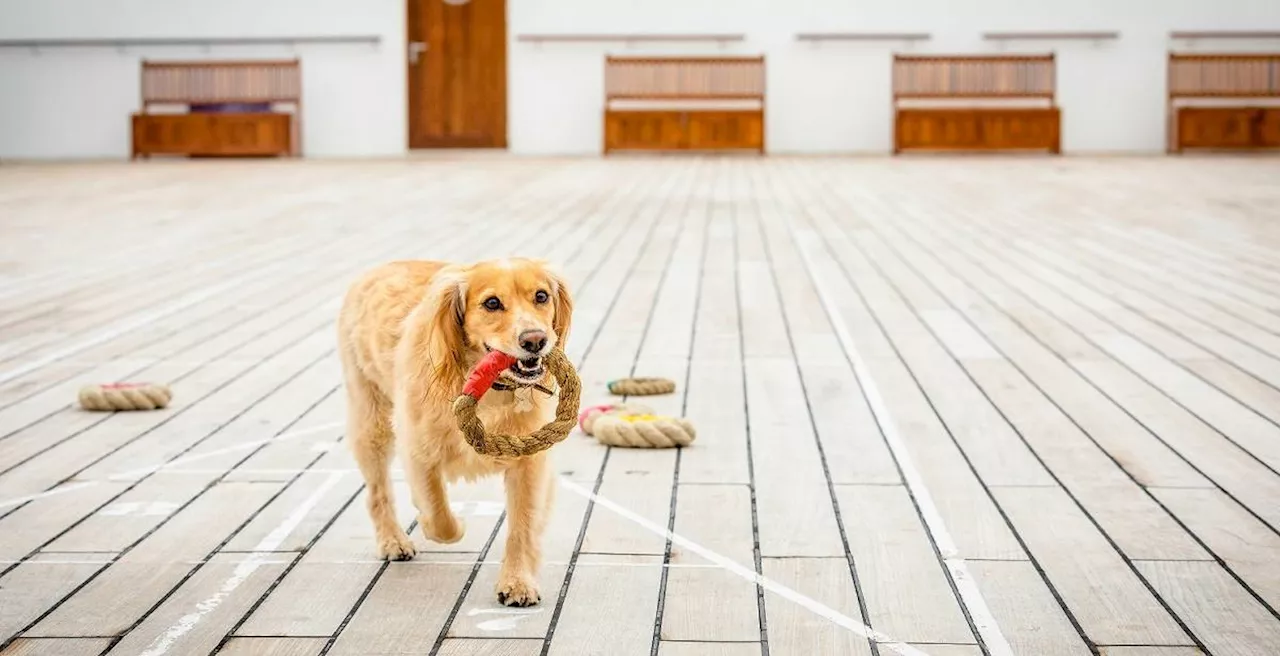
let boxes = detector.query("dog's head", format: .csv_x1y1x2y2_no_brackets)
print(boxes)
424,258,573,389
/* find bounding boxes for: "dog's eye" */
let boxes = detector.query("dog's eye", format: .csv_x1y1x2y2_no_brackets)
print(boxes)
534,290,549,304
482,296,503,311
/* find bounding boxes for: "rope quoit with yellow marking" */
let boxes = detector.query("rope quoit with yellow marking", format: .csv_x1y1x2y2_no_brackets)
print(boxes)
452,348,582,459
577,403,696,448
78,382,173,411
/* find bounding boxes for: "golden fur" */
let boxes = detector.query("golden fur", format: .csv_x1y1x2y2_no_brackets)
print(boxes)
336,257,573,607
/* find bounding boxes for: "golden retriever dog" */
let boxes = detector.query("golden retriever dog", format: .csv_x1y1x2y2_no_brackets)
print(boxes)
336,257,572,606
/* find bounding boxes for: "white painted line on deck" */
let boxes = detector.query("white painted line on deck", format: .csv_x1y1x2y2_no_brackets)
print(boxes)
0,481,98,510
558,477,933,656
467,606,544,632
138,471,346,656
787,221,1014,656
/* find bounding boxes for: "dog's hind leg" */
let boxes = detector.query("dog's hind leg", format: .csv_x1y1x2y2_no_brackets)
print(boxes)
344,373,417,561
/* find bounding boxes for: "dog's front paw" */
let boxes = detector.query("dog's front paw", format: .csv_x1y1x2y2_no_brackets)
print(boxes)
496,573,541,607
376,531,417,561
422,514,466,544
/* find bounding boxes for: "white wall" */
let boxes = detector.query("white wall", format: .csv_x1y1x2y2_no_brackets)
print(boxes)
2,0,1278,159
0,0,405,158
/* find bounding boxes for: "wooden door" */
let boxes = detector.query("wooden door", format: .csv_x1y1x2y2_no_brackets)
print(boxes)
407,0,506,148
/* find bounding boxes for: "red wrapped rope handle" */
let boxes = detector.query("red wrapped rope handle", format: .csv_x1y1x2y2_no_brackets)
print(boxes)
462,351,518,400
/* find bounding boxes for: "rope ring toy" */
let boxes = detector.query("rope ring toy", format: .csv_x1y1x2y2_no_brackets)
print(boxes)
578,403,696,449
452,348,582,459
78,382,172,411
606,377,676,396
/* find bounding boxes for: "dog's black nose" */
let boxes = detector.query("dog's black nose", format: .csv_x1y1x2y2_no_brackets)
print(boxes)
519,330,547,354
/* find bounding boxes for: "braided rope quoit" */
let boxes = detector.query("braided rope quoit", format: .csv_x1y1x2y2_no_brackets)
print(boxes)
78,382,172,411
606,377,676,396
577,403,696,448
452,348,582,459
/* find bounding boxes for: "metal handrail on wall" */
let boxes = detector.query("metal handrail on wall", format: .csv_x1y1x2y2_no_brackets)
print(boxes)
0,35,381,52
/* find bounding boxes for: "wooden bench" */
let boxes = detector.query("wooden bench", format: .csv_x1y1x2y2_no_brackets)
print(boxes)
603,56,766,154
1168,53,1280,152
132,59,302,158
892,54,1060,154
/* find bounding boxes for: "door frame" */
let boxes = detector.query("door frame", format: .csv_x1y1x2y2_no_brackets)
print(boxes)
405,0,509,149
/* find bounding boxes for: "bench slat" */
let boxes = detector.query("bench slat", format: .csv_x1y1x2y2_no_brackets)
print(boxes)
141,60,302,106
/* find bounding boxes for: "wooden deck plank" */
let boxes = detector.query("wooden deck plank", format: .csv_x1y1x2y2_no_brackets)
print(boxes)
993,486,1191,646
1095,648,1205,656
437,638,543,656
964,360,1210,561
0,482,129,561
660,485,758,642
23,482,280,637
0,638,114,656
760,557,871,656
102,553,294,656
1151,487,1280,612
657,642,762,656
217,637,326,656
744,357,844,558
545,554,664,656
1136,560,1280,656
0,555,108,645
834,485,974,645
674,215,748,485
966,560,1091,656
1074,358,1280,531
325,556,475,656
234,482,417,637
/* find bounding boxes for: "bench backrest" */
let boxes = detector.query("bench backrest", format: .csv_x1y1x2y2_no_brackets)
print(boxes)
1168,53,1280,100
893,54,1056,103
141,59,302,109
605,56,765,102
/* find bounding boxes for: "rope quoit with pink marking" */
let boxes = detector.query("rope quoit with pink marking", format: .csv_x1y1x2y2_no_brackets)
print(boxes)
452,348,582,458
78,382,172,411
577,403,696,448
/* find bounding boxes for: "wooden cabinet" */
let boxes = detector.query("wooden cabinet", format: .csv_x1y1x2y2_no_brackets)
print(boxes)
1176,107,1280,151
896,108,1060,153
132,113,293,158
604,110,764,153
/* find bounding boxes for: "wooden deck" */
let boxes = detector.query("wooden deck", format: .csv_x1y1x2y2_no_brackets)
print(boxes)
1,156,1279,656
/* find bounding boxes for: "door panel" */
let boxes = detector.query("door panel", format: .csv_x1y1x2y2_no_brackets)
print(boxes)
1177,107,1258,149
1257,108,1280,147
408,0,506,148
686,111,764,151
604,111,686,151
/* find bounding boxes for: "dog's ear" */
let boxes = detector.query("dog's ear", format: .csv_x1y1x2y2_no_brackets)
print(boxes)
546,266,574,348
424,267,469,391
